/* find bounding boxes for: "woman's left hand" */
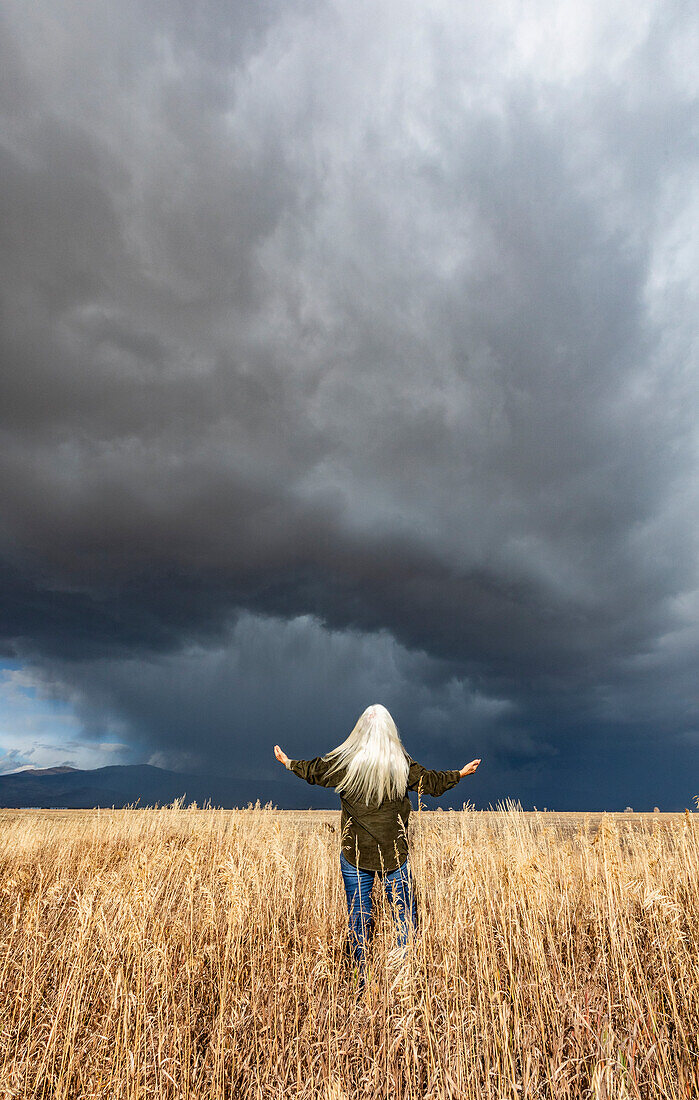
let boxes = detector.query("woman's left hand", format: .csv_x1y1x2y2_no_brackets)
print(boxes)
459,758,481,777
274,745,291,768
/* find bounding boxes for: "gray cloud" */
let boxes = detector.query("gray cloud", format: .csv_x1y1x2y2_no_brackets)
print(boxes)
1,0,697,806
23,612,520,770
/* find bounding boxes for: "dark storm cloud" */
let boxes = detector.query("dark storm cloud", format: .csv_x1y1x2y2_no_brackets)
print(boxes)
26,614,518,774
1,0,697,804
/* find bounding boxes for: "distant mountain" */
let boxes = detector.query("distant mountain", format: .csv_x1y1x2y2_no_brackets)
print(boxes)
0,762,341,810
6,765,79,776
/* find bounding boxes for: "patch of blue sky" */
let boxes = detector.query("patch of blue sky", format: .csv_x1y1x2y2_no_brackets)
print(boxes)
0,661,130,773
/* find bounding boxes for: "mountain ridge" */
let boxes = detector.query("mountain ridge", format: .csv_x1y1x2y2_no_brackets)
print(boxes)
0,761,340,810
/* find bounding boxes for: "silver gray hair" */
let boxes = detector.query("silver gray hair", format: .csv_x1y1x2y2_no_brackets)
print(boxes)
322,704,410,806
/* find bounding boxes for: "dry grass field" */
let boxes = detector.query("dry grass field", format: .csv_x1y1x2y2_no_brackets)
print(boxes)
1,800,698,1099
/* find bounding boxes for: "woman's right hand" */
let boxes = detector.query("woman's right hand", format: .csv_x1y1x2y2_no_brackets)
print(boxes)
274,745,291,768
459,759,481,777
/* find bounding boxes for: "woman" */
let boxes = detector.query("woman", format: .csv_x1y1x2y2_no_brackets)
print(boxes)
273,703,481,991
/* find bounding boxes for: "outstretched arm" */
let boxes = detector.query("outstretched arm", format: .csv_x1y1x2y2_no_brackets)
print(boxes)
407,757,481,797
273,746,339,787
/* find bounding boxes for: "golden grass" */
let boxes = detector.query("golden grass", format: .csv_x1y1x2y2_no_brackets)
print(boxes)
1,799,698,1099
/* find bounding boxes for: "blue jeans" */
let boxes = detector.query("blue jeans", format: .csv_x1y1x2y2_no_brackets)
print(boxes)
339,850,418,977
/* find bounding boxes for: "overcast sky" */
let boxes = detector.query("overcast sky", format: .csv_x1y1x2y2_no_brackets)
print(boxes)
1,0,697,809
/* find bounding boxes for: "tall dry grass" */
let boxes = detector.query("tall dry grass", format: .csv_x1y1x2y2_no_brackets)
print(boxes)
1,799,698,1099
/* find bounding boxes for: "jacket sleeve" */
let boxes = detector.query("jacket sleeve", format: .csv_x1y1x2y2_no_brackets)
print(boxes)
288,757,339,787
407,758,461,798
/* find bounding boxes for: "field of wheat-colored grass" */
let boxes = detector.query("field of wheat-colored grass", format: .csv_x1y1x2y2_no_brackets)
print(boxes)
1,799,698,1099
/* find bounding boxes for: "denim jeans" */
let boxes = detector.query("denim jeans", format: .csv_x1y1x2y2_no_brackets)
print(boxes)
339,849,418,977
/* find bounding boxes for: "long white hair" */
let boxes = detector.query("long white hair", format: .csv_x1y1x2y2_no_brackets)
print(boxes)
321,704,410,806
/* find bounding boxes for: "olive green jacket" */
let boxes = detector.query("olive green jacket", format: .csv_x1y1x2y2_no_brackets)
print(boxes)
288,754,461,872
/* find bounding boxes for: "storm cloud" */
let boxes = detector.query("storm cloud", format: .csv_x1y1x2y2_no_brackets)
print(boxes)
1,0,697,807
